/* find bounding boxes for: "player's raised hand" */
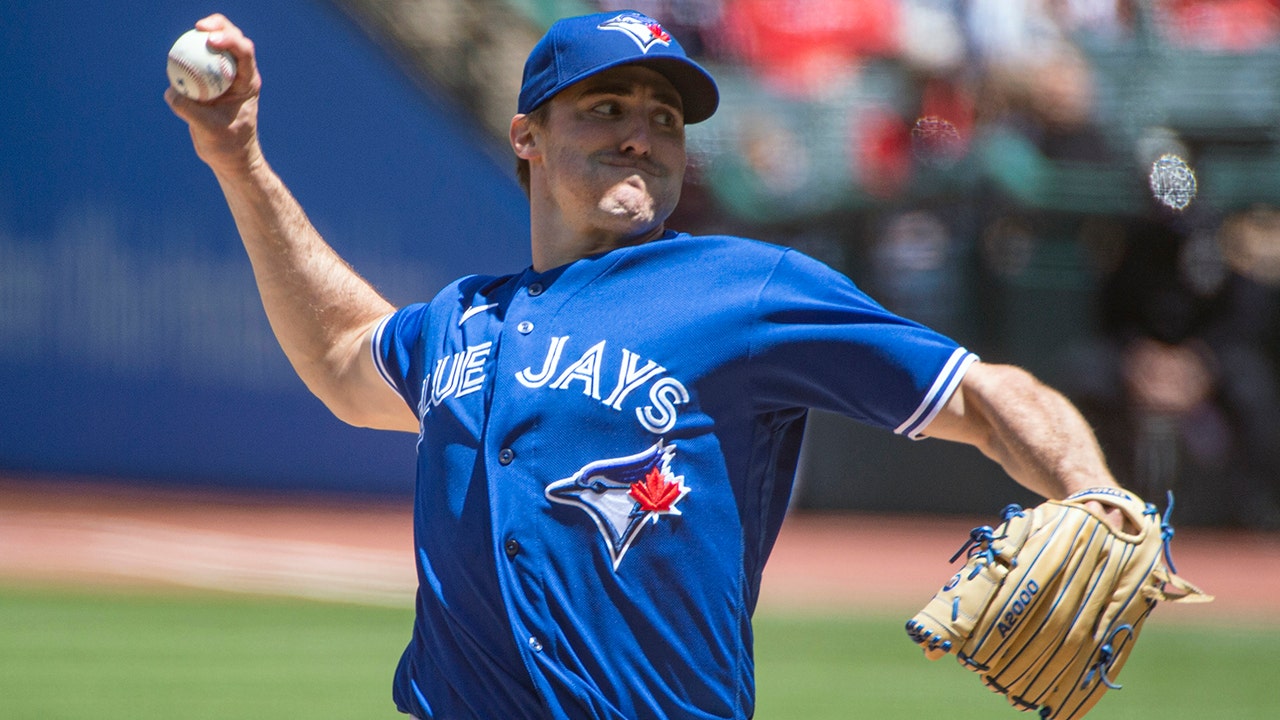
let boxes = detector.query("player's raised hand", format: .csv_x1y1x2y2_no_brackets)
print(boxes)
165,14,264,176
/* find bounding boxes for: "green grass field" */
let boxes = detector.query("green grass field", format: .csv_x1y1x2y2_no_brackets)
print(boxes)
0,585,1269,719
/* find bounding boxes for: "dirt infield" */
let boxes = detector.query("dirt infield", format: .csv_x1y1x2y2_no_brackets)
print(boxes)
1,475,1273,624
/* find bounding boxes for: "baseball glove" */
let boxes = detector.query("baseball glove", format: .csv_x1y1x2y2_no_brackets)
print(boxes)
905,487,1211,719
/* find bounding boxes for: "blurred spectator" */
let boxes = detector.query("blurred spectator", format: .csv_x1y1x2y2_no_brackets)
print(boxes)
974,38,1113,165
966,37,1117,300
738,113,811,196
1069,207,1280,529
962,0,1068,70
1048,0,1140,43
898,0,968,74
1152,0,1280,52
855,106,915,199
718,0,901,96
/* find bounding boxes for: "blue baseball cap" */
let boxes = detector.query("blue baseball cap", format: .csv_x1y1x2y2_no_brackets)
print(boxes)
518,11,719,124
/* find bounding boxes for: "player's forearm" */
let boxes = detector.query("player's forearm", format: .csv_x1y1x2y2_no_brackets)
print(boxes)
933,363,1118,500
974,366,1117,499
213,158,394,415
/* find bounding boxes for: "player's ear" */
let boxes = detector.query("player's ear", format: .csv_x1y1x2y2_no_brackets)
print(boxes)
511,114,540,161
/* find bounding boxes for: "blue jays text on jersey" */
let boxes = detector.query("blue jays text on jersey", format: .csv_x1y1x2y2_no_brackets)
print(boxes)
418,334,690,435
372,231,977,719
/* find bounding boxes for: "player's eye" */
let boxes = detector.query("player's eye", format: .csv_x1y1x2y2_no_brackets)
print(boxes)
590,100,621,117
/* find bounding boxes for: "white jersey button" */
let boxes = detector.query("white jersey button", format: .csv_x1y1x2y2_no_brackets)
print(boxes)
527,282,544,297
498,448,515,465
528,636,543,652
517,321,534,334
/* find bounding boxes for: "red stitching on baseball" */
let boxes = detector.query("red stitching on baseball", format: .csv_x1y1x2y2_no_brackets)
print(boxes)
171,51,232,101
172,56,213,100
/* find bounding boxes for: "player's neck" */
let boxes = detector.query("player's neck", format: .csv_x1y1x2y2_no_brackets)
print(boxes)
529,205,667,272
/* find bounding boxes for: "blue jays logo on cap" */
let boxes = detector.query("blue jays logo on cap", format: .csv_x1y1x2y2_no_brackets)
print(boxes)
517,10,719,123
545,440,690,570
598,13,671,53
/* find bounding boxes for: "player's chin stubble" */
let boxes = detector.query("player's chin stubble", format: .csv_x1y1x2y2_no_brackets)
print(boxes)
598,173,682,232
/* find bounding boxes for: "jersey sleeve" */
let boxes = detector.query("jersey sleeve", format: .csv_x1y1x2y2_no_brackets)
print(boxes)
371,303,431,413
750,248,978,438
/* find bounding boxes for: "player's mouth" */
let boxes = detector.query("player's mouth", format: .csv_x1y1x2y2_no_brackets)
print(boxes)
595,152,666,178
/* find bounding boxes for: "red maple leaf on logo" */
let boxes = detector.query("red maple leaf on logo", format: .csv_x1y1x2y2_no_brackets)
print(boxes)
647,23,671,42
630,466,682,512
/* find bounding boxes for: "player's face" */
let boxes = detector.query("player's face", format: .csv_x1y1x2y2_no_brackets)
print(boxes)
536,66,687,242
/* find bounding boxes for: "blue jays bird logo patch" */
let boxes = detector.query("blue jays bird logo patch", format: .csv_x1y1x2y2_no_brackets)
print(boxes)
597,13,672,54
545,441,689,570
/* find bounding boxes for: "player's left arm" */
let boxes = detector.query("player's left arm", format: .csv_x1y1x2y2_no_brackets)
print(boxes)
922,361,1121,502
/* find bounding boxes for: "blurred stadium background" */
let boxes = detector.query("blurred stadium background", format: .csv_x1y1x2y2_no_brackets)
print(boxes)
4,1,1280,718
4,0,1279,526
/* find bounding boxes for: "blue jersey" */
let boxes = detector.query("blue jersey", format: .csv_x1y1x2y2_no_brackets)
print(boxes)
373,231,976,719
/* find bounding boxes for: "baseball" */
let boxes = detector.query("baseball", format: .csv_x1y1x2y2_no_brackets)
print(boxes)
910,115,964,168
1149,153,1197,211
167,29,237,102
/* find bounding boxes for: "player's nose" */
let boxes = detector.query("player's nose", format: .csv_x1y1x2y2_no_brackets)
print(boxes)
618,114,653,158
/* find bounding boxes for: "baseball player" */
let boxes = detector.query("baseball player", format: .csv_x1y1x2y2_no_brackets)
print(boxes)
167,11,1126,719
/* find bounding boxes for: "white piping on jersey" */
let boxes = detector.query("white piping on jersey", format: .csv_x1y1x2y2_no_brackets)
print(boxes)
894,347,978,439
371,312,399,393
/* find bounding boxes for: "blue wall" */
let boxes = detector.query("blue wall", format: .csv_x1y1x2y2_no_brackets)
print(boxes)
1,1,532,494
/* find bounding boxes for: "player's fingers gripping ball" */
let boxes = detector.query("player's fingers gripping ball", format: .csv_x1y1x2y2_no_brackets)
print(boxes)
167,29,237,102
905,488,1212,720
